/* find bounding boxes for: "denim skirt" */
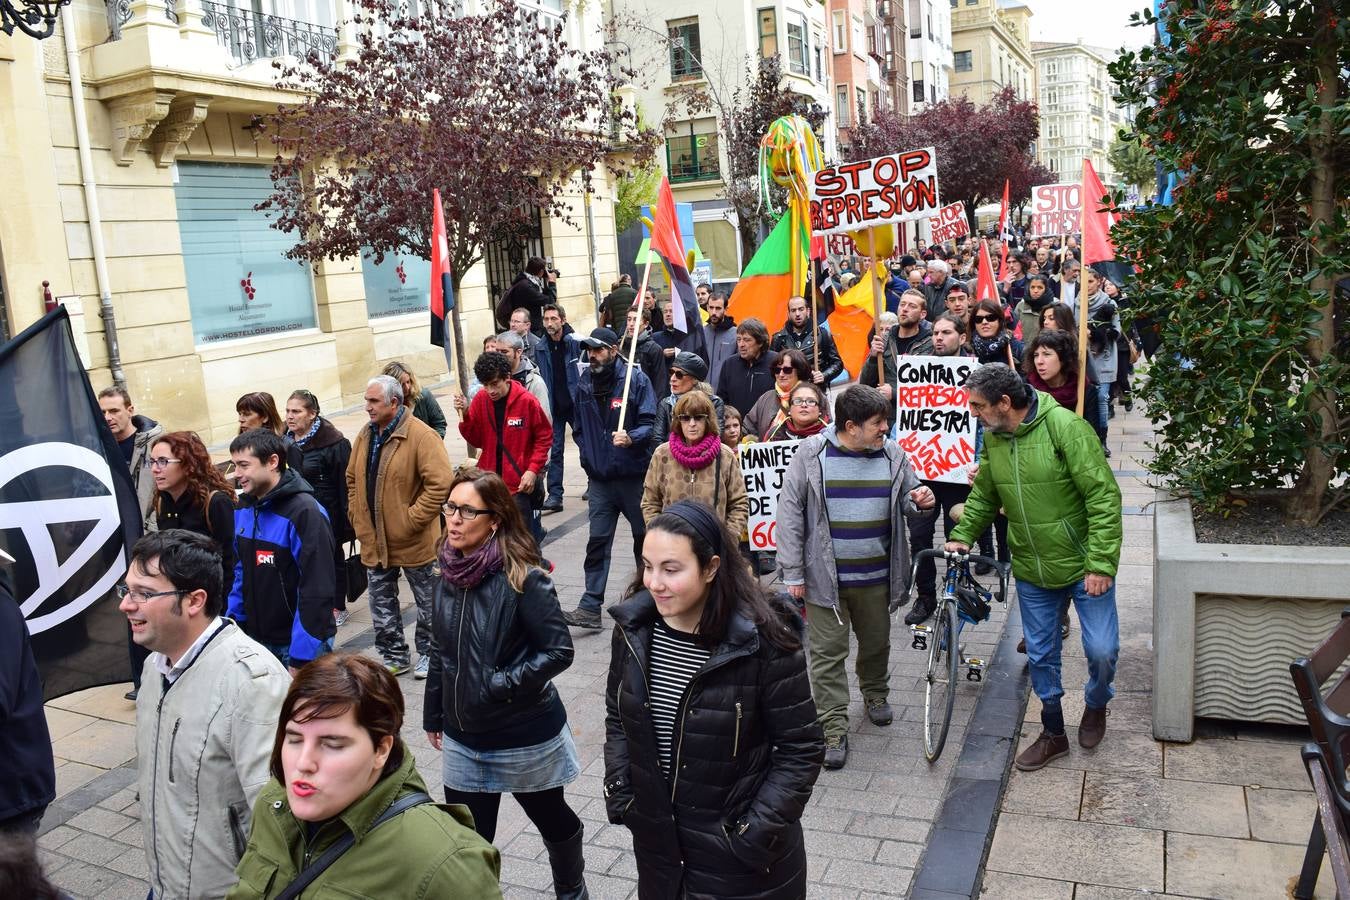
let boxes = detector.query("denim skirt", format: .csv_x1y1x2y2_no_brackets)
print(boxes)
442,725,580,794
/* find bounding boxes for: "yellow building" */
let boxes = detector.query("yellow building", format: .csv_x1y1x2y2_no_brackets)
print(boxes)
948,0,1034,106
0,0,621,443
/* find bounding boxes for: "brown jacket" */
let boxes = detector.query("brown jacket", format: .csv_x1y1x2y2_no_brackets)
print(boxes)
346,411,453,568
640,442,748,538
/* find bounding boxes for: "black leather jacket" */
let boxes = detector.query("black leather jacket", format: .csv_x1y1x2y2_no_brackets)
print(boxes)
770,322,844,384
423,567,573,736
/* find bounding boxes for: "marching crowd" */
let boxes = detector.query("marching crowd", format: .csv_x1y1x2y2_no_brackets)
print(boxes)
0,238,1126,899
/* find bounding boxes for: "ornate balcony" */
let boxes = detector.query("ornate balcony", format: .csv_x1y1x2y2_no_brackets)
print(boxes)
199,1,337,67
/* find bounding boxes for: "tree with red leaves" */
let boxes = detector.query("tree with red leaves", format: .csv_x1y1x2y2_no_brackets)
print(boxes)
259,0,656,392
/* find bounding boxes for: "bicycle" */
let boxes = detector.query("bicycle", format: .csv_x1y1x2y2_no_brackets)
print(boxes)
906,549,1011,763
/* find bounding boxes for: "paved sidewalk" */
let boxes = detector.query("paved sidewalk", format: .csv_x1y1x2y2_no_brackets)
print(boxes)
980,405,1334,899
33,384,1018,899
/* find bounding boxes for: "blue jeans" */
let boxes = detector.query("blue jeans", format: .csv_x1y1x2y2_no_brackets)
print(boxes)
546,414,574,502
1016,578,1119,733
262,637,334,670
580,475,646,612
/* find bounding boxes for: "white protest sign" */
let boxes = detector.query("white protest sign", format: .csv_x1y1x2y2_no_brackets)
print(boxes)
740,440,801,551
893,356,978,484
928,201,969,244
808,148,941,236
1029,183,1082,237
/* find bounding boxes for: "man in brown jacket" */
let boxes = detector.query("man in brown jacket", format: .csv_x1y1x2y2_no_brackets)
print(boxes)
347,375,453,677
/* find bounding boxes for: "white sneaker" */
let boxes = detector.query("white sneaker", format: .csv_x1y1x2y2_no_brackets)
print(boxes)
414,657,430,679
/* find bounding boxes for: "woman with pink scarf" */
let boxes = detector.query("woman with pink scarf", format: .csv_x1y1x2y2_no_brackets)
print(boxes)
640,390,749,537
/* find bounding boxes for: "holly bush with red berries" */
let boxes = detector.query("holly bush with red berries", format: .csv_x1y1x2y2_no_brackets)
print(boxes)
1109,0,1349,524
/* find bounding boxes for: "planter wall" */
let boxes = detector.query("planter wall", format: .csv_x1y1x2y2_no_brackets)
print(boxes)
1152,492,1350,743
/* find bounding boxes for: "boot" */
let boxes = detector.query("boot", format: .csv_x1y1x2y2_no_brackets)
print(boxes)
904,596,936,626
543,824,589,899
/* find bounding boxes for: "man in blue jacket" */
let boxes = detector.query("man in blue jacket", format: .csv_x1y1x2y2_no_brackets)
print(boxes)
561,327,657,630
227,429,336,671
535,303,582,513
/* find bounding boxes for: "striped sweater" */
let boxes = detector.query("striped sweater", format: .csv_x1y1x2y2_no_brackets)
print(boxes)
821,440,893,587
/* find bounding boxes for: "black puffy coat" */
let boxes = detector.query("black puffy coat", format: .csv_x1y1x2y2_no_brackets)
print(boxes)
424,567,574,736
294,418,351,542
604,592,823,900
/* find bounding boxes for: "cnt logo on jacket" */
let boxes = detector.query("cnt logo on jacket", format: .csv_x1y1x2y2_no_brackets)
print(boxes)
227,469,336,662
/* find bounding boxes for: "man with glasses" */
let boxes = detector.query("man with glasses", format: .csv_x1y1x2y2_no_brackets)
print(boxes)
652,351,724,445
347,376,453,677
561,327,657,630
509,306,542,357
771,296,843,387
124,529,289,900
228,429,337,673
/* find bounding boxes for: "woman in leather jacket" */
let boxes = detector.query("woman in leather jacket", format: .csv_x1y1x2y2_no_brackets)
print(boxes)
604,500,824,899
423,468,587,899
285,390,353,624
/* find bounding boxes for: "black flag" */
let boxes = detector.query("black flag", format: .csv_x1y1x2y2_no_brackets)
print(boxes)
0,307,141,700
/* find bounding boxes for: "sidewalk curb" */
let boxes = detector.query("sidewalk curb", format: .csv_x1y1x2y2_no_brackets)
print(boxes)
910,596,1030,899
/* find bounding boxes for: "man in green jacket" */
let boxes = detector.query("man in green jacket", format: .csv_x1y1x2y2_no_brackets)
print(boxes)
946,364,1122,772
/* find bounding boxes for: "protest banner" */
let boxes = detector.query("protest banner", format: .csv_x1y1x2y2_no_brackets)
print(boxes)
928,201,969,245
1029,183,1082,237
894,356,978,484
740,440,801,551
808,148,941,236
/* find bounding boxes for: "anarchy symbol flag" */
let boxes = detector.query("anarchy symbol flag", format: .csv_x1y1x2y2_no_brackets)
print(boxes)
0,307,141,699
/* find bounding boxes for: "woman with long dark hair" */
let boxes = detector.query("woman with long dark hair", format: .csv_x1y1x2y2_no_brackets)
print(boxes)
604,500,823,899
970,299,1024,367
423,468,587,898
742,348,810,440
285,390,354,625
148,431,236,592
228,653,501,898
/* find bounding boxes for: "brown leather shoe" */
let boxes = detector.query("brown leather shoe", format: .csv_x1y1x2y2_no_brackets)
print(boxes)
1014,731,1070,772
1079,706,1109,749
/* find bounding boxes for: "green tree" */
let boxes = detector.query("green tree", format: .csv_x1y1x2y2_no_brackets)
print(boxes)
1107,134,1154,197
615,108,662,234
1109,0,1349,525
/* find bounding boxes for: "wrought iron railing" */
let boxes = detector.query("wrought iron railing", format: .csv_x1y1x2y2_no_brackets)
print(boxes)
199,1,337,66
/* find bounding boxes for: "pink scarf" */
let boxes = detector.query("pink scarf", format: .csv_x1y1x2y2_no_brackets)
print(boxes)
668,431,721,470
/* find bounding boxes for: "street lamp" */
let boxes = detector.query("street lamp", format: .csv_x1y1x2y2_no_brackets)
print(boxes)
1,0,72,40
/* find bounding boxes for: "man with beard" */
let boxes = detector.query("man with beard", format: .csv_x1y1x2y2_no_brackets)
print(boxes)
701,292,738,387
771,295,843,387
860,290,933,400
561,328,658,630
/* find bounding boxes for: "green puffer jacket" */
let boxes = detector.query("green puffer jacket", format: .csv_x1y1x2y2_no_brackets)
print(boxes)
227,746,501,900
950,391,1121,589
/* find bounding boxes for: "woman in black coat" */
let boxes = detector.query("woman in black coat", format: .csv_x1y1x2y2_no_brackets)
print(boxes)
604,500,823,900
285,390,352,620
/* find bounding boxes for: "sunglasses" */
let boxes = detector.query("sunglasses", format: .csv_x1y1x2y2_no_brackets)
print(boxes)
677,414,708,423
774,366,798,374
973,314,1001,323
670,370,691,379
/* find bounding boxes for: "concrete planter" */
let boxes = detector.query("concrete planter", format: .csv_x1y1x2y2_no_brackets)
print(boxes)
1152,492,1350,742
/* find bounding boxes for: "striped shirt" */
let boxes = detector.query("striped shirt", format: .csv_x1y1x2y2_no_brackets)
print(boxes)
647,619,712,779
822,441,892,587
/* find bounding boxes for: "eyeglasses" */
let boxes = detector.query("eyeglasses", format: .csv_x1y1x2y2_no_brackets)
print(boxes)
791,398,819,408
442,502,491,521
972,314,1001,324
774,366,798,374
677,414,708,423
148,458,181,469
115,584,186,604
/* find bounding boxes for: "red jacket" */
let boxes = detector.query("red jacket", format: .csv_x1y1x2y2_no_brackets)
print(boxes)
459,381,552,494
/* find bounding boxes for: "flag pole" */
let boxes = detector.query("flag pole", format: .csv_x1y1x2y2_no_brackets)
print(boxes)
811,266,821,377
1074,162,1090,416
869,226,885,387
618,251,657,424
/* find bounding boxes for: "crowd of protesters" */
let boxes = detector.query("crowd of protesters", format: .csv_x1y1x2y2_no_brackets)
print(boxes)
0,238,1131,898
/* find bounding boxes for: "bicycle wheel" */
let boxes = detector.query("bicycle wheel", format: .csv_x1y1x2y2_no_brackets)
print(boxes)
923,597,960,762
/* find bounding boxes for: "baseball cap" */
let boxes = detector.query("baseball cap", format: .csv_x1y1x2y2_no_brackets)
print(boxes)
580,327,619,349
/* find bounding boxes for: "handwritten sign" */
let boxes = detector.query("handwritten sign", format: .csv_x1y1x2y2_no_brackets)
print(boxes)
740,441,801,551
809,148,941,236
1029,183,1082,237
928,202,969,245
894,356,978,484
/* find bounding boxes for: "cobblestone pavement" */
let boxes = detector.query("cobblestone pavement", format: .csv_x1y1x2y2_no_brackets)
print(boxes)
35,384,1032,899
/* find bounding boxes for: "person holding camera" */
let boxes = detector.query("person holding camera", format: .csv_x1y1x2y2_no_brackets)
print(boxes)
1083,267,1122,455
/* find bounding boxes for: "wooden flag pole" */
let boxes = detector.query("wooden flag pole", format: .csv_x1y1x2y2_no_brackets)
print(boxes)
1074,166,1090,416
618,252,657,424
870,226,885,387
811,268,821,377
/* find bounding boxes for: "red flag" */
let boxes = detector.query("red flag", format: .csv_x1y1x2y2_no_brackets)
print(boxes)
975,239,998,302
649,178,703,347
430,188,453,347
1081,159,1118,266
996,179,1010,280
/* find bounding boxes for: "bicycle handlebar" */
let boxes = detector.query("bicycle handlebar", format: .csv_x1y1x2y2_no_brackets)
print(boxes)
911,548,1004,571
